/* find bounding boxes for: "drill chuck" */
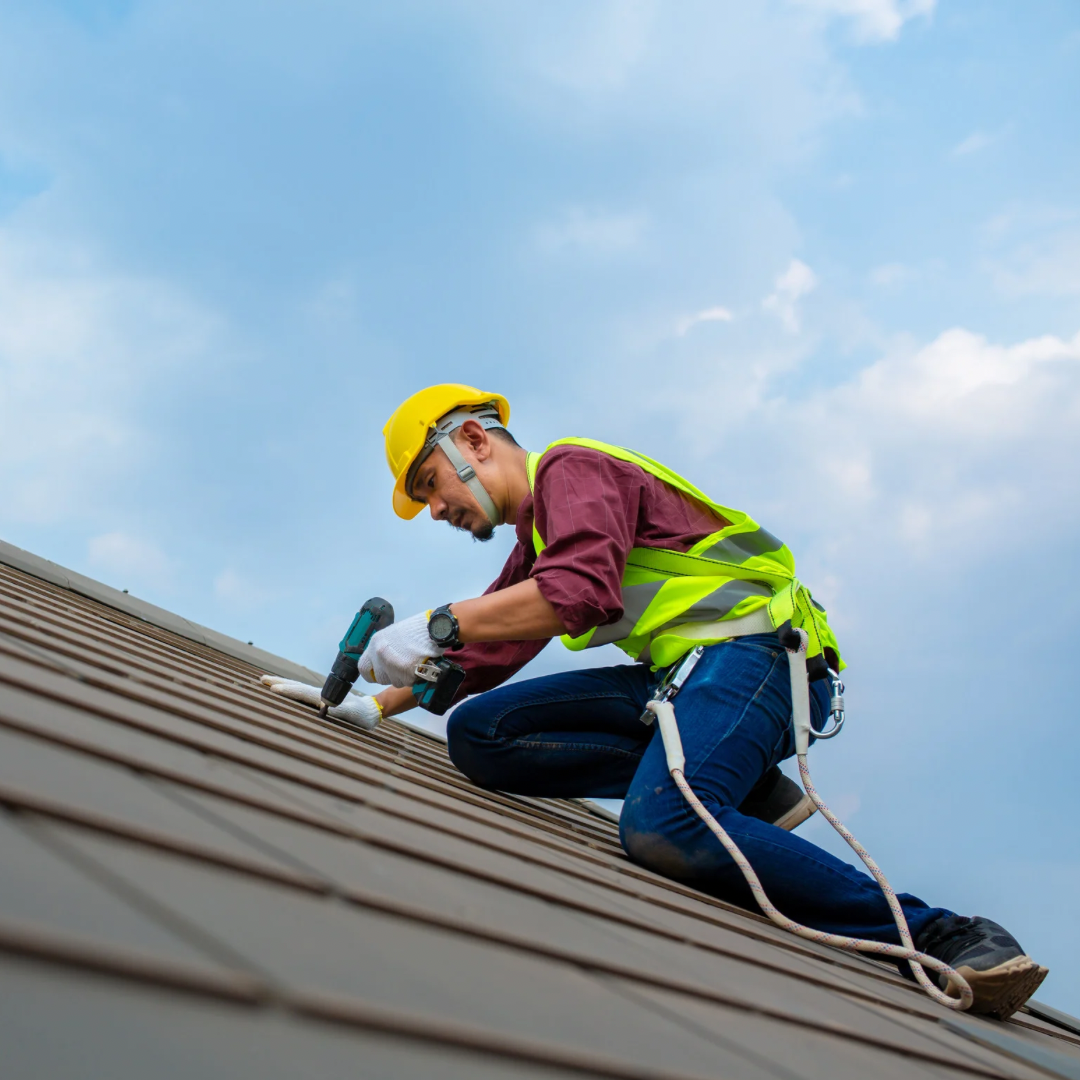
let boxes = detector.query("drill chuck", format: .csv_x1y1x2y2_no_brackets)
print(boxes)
320,653,361,710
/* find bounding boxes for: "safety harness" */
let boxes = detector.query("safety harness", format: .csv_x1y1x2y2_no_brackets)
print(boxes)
528,438,973,1011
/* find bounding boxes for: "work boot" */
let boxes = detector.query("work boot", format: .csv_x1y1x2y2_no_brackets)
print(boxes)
915,915,1049,1020
738,766,815,831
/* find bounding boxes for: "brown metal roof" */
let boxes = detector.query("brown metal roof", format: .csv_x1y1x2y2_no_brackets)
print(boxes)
1,548,1078,1080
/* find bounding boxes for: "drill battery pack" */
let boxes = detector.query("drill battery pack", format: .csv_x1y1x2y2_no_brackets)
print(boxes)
412,658,466,716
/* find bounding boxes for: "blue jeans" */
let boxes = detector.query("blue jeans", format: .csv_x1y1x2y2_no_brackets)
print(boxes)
447,633,952,944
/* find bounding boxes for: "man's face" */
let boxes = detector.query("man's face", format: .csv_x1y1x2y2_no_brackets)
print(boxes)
410,444,495,542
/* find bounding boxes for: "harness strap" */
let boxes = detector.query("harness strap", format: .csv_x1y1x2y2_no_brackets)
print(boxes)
670,608,774,643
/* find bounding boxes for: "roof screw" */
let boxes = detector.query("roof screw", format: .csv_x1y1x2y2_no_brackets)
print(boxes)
122,589,129,594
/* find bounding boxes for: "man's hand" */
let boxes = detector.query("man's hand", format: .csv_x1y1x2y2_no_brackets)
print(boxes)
260,675,383,732
358,611,445,688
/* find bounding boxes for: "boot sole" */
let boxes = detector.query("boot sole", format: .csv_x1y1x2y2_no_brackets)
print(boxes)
773,793,816,832
947,956,1049,1020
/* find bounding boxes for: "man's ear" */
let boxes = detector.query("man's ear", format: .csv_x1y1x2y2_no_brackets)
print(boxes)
458,419,492,461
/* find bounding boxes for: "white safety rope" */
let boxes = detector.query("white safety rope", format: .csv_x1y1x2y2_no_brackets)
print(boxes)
649,628,973,1011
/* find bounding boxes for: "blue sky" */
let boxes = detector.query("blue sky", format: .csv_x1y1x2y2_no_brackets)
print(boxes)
1,0,1078,1011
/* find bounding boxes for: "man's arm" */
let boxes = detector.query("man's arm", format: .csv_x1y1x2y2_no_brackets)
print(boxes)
450,579,566,643
370,582,563,711
375,684,419,718
362,543,559,700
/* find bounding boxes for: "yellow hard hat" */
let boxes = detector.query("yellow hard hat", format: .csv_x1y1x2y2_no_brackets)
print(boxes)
383,384,511,520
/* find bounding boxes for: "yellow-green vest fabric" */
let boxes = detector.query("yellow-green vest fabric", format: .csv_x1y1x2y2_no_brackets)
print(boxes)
526,438,844,671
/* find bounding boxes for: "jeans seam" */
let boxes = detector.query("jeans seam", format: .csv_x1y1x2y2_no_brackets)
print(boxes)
504,738,644,760
684,649,787,785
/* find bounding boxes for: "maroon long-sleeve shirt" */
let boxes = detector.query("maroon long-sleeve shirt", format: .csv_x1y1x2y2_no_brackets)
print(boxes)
450,444,728,696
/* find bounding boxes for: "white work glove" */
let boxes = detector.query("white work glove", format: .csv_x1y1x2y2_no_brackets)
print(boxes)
260,675,383,732
358,610,444,688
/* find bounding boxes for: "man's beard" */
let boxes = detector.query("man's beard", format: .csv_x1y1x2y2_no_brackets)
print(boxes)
448,519,495,543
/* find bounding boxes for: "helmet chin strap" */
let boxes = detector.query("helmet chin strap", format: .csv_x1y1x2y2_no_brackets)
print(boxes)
435,434,503,528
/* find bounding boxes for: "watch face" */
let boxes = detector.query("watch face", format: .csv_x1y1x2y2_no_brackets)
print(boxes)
430,612,455,643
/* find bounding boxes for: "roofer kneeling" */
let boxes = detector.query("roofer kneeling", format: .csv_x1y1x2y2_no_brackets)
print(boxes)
265,382,1046,1020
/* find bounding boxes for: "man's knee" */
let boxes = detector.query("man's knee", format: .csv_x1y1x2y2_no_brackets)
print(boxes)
619,789,704,880
445,697,500,790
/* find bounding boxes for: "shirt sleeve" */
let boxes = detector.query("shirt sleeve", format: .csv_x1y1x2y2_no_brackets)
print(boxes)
449,536,551,698
446,445,649,701
529,445,643,638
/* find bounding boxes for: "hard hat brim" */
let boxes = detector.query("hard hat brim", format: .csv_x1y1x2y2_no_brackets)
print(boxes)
393,481,426,520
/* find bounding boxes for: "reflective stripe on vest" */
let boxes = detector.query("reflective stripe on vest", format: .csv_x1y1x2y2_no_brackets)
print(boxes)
526,438,844,670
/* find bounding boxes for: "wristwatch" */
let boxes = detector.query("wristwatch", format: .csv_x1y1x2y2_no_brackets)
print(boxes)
427,604,461,649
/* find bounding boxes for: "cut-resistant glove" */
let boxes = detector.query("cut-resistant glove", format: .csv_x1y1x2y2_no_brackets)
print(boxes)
260,675,383,732
358,610,444,688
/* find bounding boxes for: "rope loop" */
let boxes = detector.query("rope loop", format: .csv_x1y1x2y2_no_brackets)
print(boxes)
661,635,973,1012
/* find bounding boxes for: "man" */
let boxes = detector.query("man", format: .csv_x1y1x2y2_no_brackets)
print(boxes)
265,382,1046,1019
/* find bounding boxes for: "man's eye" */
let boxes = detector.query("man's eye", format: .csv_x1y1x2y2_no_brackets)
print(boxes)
427,476,435,489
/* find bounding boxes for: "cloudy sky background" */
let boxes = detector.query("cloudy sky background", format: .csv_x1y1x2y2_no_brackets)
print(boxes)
1,0,1078,1011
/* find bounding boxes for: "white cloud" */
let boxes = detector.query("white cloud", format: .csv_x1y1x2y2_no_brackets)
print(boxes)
848,327,1079,425
951,130,993,158
676,305,734,336
657,324,1080,591
989,223,1080,300
534,207,648,257
214,568,270,609
813,331,1080,622
788,0,935,43
87,532,173,590
520,0,657,94
0,226,222,528
951,127,1011,159
762,258,817,332
466,2,861,161
870,262,914,287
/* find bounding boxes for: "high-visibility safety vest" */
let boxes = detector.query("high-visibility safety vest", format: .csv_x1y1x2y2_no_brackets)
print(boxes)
525,438,844,672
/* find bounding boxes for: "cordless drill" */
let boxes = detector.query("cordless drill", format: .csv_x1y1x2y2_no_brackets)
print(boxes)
319,598,467,718
318,597,395,717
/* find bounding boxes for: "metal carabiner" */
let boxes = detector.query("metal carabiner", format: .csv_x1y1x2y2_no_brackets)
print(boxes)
814,668,846,740
639,645,705,725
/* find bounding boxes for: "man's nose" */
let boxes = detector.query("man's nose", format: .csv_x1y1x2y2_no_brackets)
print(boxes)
429,497,448,522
